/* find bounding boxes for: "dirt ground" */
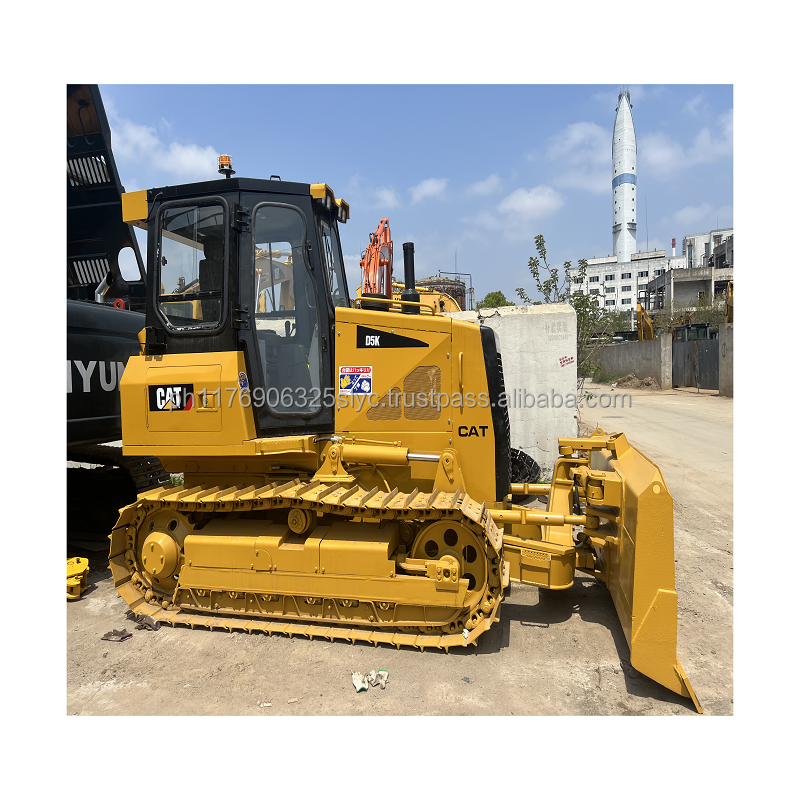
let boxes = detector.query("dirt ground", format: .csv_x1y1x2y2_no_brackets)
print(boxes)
67,383,732,716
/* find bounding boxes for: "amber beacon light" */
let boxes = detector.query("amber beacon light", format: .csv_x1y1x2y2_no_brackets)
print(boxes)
218,154,235,178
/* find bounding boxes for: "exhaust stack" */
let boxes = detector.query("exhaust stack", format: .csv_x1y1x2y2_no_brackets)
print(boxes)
401,242,420,314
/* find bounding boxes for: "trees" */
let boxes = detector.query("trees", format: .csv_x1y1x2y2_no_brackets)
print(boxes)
652,295,725,333
515,234,619,393
476,290,515,310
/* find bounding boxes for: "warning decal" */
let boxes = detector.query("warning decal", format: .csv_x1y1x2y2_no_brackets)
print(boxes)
339,366,372,394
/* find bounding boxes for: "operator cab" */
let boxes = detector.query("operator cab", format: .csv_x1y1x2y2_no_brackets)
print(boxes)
126,177,350,438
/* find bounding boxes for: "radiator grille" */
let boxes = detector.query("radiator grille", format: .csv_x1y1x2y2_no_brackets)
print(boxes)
67,154,110,186
366,387,403,422
403,365,441,421
68,256,109,286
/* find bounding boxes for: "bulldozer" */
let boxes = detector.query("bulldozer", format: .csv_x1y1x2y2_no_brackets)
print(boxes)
110,167,702,712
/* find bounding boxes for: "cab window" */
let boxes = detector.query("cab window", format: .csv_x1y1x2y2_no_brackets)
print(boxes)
157,203,226,329
254,204,321,415
319,217,348,308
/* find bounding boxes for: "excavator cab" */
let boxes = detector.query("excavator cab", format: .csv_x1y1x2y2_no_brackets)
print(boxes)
126,179,350,437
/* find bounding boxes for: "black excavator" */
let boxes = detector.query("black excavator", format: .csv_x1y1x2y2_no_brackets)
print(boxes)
67,84,167,537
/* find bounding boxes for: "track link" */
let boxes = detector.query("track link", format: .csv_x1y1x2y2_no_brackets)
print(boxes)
109,479,508,652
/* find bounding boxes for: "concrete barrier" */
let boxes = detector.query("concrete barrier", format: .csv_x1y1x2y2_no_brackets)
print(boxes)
448,304,577,472
719,323,733,397
598,336,671,388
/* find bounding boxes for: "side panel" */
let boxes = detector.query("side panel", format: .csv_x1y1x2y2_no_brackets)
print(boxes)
67,300,144,446
121,351,257,451
333,309,497,502
334,308,452,434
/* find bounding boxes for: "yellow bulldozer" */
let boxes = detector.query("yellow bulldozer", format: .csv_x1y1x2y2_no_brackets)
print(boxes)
112,168,701,712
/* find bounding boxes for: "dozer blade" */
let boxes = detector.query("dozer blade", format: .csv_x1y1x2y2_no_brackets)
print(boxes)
587,433,702,713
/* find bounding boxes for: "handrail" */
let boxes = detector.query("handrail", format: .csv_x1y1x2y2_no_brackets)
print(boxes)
352,295,436,315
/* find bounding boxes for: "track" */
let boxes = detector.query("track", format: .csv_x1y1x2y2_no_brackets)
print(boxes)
68,444,168,492
110,479,509,652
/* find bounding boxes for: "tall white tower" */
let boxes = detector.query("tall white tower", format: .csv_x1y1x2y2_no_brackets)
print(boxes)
612,90,637,263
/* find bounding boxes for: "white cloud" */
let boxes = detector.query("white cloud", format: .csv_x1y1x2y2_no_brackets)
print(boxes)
548,122,607,166
498,186,564,219
409,177,448,203
106,100,218,181
345,174,402,210
466,174,502,195
667,203,733,230
547,121,609,195
682,94,706,116
467,185,564,241
374,187,401,209
640,109,733,179
343,254,362,290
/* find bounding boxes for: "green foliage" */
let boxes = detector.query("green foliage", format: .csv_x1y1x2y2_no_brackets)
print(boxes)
692,294,726,327
652,295,726,333
591,366,621,384
603,309,633,333
170,473,184,486
516,234,621,386
476,290,515,310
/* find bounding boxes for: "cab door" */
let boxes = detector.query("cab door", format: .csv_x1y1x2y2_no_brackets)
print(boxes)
237,193,335,437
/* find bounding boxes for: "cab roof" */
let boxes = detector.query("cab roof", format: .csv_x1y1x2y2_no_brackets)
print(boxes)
147,177,310,201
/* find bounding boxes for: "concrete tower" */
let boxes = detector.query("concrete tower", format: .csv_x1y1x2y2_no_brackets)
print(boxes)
612,90,637,263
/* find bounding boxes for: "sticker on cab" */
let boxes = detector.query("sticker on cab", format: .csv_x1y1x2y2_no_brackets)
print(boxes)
238,371,249,390
339,366,372,394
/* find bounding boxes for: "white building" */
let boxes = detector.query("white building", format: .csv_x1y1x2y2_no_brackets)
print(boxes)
682,228,733,270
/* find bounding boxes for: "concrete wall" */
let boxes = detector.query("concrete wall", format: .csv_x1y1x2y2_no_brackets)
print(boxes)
447,304,577,472
599,336,671,388
719,323,733,397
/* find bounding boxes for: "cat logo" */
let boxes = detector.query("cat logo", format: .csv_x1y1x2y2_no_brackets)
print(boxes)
458,425,488,437
148,384,195,411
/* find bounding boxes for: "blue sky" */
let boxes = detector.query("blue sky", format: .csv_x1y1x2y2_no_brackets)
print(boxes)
101,84,732,304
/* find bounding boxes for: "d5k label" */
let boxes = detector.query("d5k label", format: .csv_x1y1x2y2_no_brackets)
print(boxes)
149,384,194,411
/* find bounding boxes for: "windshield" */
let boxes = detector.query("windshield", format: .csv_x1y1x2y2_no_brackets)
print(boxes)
320,217,348,308
157,203,225,328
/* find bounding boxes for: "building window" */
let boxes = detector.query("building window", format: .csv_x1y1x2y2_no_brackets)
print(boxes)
605,299,615,306
621,285,631,292
574,290,584,296
589,288,599,295
589,276,599,283
638,270,648,278
655,269,664,276
606,286,615,293
621,298,632,305
605,274,614,281
621,272,631,279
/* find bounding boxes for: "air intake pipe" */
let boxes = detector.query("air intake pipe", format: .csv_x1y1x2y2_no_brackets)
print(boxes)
401,242,420,314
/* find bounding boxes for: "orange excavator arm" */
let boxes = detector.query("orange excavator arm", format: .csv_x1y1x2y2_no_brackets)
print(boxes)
359,218,393,298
